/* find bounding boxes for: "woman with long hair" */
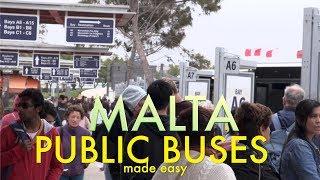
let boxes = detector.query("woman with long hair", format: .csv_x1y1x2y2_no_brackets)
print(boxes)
280,99,320,179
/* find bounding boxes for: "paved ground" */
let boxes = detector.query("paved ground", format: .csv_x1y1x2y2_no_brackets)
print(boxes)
84,163,105,180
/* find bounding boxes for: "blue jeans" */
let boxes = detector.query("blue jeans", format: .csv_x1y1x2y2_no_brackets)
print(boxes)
60,174,84,180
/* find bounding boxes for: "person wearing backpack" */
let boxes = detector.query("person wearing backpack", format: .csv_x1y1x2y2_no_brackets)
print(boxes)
270,84,305,132
280,99,320,180
0,88,63,180
266,84,305,174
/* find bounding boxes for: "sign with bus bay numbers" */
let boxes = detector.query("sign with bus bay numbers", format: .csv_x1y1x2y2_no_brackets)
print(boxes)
223,57,240,74
51,68,69,77
225,74,254,110
66,17,114,44
61,74,74,81
33,54,59,68
22,66,41,76
41,73,52,80
74,55,100,69
79,69,98,78
0,14,38,41
80,78,95,82
0,51,18,66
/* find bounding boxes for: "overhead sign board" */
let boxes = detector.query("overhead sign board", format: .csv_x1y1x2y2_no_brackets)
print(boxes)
79,69,98,78
0,51,18,66
223,57,240,74
33,54,59,68
22,66,41,76
0,14,38,41
66,79,76,84
66,17,114,44
74,55,100,69
61,74,74,81
51,68,69,77
83,81,95,84
41,73,52,81
80,77,96,82
225,73,254,110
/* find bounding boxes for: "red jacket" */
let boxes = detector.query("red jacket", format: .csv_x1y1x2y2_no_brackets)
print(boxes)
1,111,20,128
0,120,63,180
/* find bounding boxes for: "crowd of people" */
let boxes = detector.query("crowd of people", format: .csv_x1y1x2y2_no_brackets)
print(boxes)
0,79,319,180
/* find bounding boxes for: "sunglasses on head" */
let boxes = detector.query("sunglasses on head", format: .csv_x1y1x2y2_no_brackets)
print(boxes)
17,103,34,109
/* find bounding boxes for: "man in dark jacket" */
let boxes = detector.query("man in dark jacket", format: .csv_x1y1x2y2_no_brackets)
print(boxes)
270,84,305,132
122,80,178,180
54,95,68,126
92,85,147,180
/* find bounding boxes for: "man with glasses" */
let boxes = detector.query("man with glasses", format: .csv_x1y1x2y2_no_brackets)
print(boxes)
0,88,63,180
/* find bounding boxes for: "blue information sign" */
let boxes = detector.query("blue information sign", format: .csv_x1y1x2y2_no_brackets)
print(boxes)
80,78,96,82
0,14,38,41
66,17,114,44
51,68,69,77
83,81,94,84
22,66,41,76
33,54,59,68
41,73,52,80
66,79,76,84
61,74,74,81
79,69,98,78
74,55,100,69
0,52,18,66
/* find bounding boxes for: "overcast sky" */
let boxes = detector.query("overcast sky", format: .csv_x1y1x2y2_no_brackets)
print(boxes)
28,0,320,65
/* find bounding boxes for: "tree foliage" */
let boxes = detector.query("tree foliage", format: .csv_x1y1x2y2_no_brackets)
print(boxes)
181,48,211,69
97,56,125,84
167,64,180,77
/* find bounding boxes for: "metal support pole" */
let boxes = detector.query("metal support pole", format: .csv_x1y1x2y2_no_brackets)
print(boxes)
301,8,320,101
213,47,225,104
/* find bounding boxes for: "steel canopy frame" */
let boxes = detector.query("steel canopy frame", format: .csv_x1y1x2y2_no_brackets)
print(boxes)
301,8,320,101
0,0,134,26
0,42,112,55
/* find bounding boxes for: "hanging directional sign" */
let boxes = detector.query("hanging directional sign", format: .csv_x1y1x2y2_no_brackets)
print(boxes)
74,55,100,69
41,73,52,81
66,17,114,44
66,79,76,84
80,77,96,82
33,54,59,68
61,74,74,81
0,51,18,66
79,69,98,78
83,81,95,84
0,14,38,41
22,66,41,76
51,68,69,77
